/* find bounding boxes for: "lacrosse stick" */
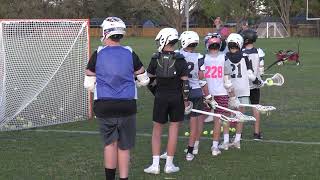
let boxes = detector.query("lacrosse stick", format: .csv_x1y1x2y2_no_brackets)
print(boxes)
214,105,256,122
263,73,284,86
239,104,276,113
191,109,241,122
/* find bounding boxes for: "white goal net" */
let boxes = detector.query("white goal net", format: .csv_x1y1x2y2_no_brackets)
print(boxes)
256,22,289,38
0,19,90,131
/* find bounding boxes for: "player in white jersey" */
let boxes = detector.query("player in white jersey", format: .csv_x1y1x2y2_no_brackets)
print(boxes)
200,35,231,156
224,33,262,149
241,29,265,140
178,31,206,161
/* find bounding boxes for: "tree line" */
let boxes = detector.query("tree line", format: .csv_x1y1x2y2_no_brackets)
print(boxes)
0,0,318,35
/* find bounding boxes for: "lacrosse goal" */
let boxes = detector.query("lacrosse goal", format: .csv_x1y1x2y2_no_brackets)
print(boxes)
0,19,90,131
256,22,289,38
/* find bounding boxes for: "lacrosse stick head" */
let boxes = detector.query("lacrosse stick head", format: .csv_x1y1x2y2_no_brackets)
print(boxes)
266,73,284,86
233,112,256,122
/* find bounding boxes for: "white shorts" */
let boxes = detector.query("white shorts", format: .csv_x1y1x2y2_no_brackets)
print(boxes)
238,96,250,104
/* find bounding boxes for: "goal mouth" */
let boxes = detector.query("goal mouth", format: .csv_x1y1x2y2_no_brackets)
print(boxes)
0,19,90,131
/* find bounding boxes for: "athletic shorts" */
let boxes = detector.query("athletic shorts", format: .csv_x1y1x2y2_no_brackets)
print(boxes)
153,94,184,124
97,115,136,150
250,88,260,104
189,97,204,117
214,95,230,116
238,96,250,104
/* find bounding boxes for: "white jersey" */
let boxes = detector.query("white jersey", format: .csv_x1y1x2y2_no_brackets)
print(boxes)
200,53,228,96
225,53,250,97
243,48,262,89
179,49,203,89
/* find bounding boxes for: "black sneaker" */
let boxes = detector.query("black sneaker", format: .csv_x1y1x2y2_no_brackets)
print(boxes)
253,133,263,140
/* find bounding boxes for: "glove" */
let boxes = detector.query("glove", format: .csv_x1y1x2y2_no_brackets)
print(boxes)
204,94,217,109
229,96,240,109
184,101,193,115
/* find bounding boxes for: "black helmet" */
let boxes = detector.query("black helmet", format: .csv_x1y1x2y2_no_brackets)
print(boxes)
241,29,257,45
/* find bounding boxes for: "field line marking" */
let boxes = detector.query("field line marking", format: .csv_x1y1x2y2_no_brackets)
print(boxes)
31,129,320,145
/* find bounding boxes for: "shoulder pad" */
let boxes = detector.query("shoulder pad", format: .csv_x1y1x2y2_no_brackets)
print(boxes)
174,52,185,60
198,53,204,59
257,48,265,57
123,46,133,52
151,52,160,59
174,49,180,53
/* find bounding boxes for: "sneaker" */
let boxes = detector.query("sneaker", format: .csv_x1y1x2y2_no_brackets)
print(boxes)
218,143,229,150
230,141,241,149
186,153,195,161
183,146,199,155
253,133,263,140
164,164,180,174
144,164,160,174
160,152,167,159
211,147,221,156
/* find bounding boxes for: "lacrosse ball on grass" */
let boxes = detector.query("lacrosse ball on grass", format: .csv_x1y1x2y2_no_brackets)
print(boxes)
210,130,214,135
266,78,274,86
184,132,189,136
203,130,208,135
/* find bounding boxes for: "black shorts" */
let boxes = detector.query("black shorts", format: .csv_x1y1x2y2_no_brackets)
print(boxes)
97,115,136,150
153,94,184,124
250,88,260,104
189,97,204,117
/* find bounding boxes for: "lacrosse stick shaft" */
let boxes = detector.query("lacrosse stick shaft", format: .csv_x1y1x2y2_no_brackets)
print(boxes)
215,104,238,114
239,104,256,108
191,109,221,118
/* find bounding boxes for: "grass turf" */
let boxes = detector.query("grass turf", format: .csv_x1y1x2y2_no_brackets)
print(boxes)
0,37,320,180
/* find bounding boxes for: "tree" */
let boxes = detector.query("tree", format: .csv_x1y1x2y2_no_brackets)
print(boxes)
271,0,293,36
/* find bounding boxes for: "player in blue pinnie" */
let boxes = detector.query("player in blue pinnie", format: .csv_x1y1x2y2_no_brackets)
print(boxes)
84,17,148,180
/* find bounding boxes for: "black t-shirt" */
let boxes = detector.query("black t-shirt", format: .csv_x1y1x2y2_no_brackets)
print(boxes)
147,51,188,95
86,47,143,118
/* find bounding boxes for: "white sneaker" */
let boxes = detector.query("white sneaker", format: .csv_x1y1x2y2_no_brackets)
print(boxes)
186,153,195,161
230,141,241,149
164,164,180,174
160,152,167,159
211,147,221,156
144,164,160,174
184,146,199,155
218,143,229,150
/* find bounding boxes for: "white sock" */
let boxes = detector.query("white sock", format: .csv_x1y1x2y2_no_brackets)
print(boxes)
212,141,219,149
152,156,160,166
166,156,174,166
194,140,200,147
223,134,229,143
235,133,242,142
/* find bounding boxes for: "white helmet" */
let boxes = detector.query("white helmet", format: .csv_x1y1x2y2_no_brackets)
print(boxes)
179,31,199,49
155,28,179,52
226,33,244,49
101,17,126,41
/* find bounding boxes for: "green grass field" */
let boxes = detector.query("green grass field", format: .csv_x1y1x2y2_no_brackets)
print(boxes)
1,37,320,180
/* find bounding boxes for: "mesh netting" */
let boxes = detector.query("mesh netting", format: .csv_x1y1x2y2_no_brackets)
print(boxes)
256,22,289,38
0,20,89,131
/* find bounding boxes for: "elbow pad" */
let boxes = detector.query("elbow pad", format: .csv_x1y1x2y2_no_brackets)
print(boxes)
223,75,233,91
247,69,256,81
182,80,190,101
259,59,265,75
199,80,207,87
84,76,96,92
136,71,150,87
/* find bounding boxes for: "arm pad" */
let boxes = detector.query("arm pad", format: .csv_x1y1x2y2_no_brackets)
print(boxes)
136,71,150,87
84,75,96,92
182,80,190,101
247,69,256,81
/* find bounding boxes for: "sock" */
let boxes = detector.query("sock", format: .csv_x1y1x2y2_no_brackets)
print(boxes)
105,168,116,180
152,155,160,166
212,141,219,149
223,134,229,144
187,146,194,154
166,156,174,166
119,178,128,180
235,133,242,142
194,140,200,147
